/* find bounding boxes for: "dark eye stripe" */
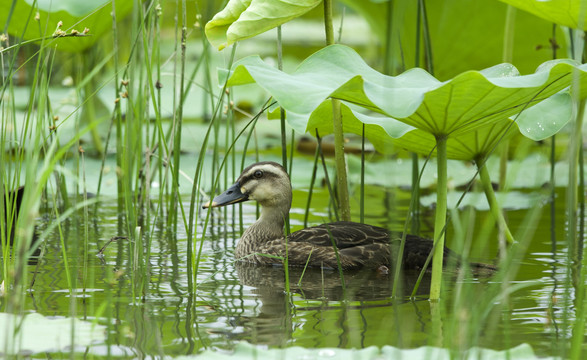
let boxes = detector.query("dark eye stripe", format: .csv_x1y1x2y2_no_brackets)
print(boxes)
239,167,280,185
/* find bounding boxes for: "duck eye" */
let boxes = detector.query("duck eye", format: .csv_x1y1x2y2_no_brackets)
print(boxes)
253,170,263,178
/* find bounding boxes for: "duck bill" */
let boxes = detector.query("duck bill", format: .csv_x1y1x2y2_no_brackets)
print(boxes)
202,182,249,209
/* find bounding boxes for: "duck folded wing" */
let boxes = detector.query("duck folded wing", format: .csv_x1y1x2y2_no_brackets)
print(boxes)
252,239,390,270
287,221,390,248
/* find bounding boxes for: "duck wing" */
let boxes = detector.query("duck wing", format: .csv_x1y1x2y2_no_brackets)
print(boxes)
287,221,390,248
286,221,464,270
256,221,493,272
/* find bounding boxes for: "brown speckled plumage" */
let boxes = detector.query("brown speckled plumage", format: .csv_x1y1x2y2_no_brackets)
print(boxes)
204,161,495,272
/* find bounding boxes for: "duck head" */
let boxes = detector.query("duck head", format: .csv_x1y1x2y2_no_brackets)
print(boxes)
203,161,292,211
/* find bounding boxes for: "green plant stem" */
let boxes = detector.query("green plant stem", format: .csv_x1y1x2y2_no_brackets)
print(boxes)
277,25,291,232
411,153,420,235
360,124,365,224
502,6,516,64
171,5,188,230
81,50,105,156
568,99,585,289
330,99,350,221
324,0,350,221
476,159,515,244
569,25,586,360
304,146,320,228
323,0,334,45
430,135,447,301
277,25,287,173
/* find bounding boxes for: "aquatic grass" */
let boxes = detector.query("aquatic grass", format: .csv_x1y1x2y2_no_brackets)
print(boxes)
392,149,433,299
168,0,189,232
1,49,102,318
1,39,55,311
325,224,346,299
303,144,320,228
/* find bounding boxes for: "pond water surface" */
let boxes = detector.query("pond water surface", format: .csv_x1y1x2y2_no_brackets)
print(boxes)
4,182,582,358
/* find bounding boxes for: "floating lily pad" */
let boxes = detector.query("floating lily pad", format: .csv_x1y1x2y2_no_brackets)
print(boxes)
420,190,545,211
185,341,560,359
0,312,106,355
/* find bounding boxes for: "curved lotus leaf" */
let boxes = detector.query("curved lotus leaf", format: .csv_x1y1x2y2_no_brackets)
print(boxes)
225,45,583,144
224,45,441,118
286,101,510,161
498,0,587,30
0,0,134,52
285,101,417,154
205,0,322,50
288,92,572,161
514,91,573,141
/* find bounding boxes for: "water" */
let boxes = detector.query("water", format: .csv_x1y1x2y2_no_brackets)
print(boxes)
2,186,582,358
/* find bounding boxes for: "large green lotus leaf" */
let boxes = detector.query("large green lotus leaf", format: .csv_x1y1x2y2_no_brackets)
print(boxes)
225,45,440,117
340,0,569,80
205,0,321,50
290,101,417,154
225,45,582,139
299,94,571,161
1,0,134,52
291,101,510,161
498,0,587,30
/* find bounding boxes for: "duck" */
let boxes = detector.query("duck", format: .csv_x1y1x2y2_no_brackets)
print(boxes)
203,161,494,272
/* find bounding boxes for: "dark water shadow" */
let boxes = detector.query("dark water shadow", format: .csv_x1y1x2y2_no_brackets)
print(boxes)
235,262,432,302
227,262,436,347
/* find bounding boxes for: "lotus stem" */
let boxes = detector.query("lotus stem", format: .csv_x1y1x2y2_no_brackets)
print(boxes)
477,159,515,245
330,98,351,221
568,99,585,288
324,0,351,221
430,135,448,300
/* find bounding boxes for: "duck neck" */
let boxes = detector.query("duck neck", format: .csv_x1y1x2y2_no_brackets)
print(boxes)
235,204,289,258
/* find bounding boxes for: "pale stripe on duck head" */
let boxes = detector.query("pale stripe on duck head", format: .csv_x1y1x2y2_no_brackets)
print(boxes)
237,161,292,210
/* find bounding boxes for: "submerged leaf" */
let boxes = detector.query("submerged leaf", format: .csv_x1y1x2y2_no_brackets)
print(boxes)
205,0,321,50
